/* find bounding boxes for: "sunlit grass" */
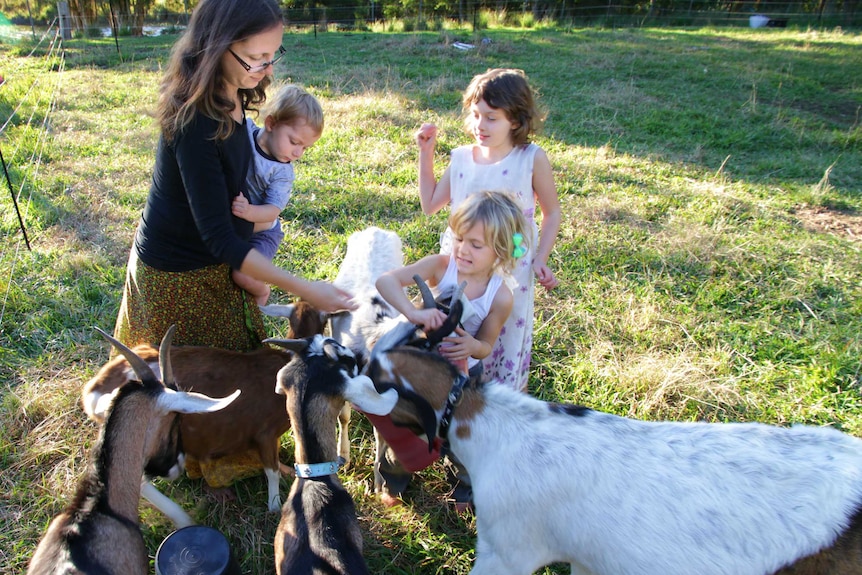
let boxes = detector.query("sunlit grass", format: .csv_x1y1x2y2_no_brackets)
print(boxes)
2,25,861,574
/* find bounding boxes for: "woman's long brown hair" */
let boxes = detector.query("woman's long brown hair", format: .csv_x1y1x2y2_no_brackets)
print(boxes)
156,0,283,141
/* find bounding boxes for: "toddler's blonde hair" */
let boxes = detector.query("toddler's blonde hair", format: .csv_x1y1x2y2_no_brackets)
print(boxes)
262,83,324,135
449,190,530,274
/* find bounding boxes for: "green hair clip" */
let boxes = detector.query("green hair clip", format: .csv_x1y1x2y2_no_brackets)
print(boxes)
512,233,527,258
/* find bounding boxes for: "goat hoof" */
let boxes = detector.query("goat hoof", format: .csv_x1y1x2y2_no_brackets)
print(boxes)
379,493,403,508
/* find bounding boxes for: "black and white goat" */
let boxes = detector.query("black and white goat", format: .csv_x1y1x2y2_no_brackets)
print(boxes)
80,301,328,527
268,334,398,575
261,227,407,476
366,321,862,575
27,327,239,575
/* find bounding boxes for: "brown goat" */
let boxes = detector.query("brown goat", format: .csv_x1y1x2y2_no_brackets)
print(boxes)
80,301,337,526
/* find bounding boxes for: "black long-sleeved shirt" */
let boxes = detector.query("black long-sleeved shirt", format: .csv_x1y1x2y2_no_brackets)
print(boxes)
134,112,254,272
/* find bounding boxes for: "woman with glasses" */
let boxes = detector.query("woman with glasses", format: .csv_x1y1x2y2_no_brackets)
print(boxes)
115,0,354,355
112,0,356,495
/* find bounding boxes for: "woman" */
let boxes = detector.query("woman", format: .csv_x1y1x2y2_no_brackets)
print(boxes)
114,0,353,352
112,0,355,493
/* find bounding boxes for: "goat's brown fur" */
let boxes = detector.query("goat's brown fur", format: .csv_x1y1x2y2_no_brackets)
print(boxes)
81,301,331,489
29,387,166,575
84,344,293,482
773,512,862,574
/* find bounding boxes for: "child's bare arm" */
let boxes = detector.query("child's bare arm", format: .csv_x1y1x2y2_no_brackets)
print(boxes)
442,286,513,362
376,255,448,329
232,195,281,225
416,123,452,215
532,148,561,290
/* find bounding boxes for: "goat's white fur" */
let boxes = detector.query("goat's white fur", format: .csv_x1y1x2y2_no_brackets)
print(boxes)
330,226,405,361
369,345,862,575
262,227,405,480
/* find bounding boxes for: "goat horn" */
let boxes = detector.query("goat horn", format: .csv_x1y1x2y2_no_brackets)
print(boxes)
158,325,176,387
421,283,466,348
94,326,158,383
412,274,437,309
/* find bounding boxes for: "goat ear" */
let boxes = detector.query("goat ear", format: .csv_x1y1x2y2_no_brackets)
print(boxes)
159,388,241,414
344,375,398,416
369,321,419,361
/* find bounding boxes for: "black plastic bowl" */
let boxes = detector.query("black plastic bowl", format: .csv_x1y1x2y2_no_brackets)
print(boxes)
155,525,241,575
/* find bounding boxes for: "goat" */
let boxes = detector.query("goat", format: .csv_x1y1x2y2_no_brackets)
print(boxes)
27,327,239,575
268,335,398,575
366,322,862,575
80,301,327,527
262,227,406,482
329,226,406,364
260,228,463,503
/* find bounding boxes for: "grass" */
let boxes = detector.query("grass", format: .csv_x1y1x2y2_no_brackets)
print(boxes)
2,23,862,574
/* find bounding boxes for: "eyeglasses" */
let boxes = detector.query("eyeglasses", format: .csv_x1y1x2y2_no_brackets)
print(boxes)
228,45,285,73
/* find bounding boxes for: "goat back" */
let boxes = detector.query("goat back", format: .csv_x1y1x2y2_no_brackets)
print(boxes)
275,478,368,575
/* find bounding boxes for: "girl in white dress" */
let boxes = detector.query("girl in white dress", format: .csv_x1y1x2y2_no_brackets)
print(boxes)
416,68,562,391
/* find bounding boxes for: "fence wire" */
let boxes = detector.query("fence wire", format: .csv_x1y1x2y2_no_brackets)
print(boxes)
0,19,64,331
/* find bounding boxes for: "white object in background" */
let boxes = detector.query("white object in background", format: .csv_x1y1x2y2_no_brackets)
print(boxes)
750,14,770,27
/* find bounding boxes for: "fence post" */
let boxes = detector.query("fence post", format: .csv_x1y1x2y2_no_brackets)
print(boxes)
57,1,72,40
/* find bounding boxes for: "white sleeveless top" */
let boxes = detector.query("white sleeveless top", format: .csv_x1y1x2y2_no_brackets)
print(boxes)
432,254,503,370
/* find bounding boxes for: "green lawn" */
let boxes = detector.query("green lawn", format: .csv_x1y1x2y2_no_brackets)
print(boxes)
1,24,861,574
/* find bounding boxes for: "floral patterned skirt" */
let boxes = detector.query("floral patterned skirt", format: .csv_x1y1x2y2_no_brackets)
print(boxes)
113,250,266,351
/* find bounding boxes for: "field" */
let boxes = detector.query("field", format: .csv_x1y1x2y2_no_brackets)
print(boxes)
1,23,861,574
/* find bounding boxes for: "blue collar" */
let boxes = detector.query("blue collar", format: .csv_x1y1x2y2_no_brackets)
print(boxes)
294,456,346,479
438,373,470,443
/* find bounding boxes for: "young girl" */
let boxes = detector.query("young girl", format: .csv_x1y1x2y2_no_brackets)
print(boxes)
415,68,561,391
231,83,324,305
372,190,530,509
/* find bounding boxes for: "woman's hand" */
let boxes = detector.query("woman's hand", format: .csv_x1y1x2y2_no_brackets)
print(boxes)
300,281,357,313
